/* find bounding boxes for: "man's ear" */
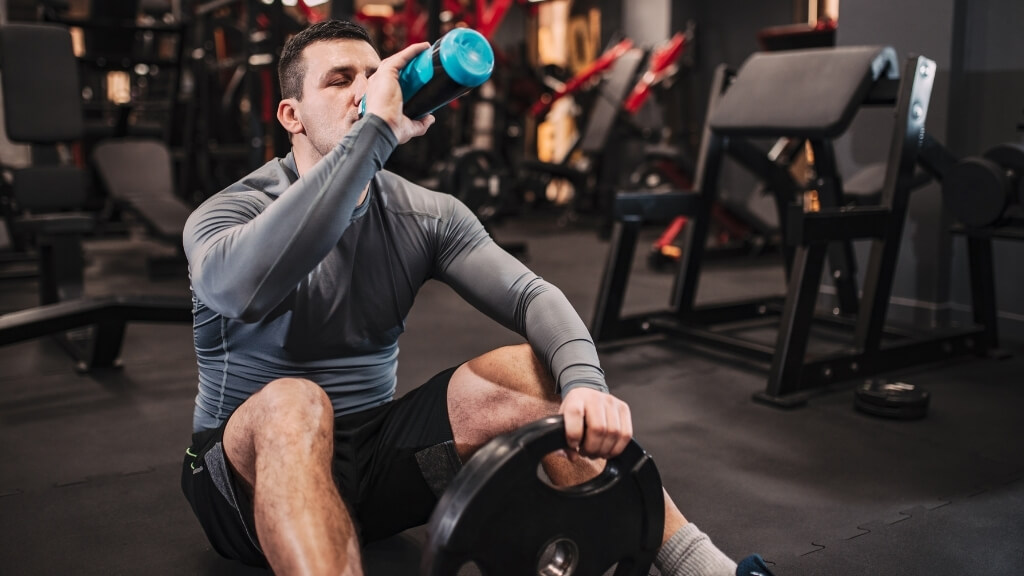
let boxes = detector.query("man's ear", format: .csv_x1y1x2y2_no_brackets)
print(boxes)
278,98,304,136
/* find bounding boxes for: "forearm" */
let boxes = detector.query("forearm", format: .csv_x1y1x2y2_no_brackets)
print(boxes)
518,279,608,395
436,203,606,395
185,115,397,320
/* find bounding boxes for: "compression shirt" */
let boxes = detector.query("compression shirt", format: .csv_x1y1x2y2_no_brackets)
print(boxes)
184,114,607,432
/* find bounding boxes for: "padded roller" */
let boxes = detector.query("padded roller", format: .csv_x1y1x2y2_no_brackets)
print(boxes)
983,142,1024,207
941,157,1010,228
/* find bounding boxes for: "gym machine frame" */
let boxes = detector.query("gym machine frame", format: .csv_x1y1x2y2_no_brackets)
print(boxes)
0,23,193,372
591,48,1001,407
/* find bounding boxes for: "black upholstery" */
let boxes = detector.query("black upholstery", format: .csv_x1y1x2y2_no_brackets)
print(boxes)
0,24,83,143
709,46,898,138
517,48,645,215
92,139,191,241
578,48,645,157
0,23,91,214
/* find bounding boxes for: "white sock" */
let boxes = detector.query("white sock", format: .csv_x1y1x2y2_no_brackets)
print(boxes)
654,523,737,576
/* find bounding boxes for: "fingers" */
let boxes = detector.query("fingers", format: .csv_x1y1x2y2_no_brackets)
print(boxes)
380,41,431,72
559,388,633,459
364,42,433,142
561,397,585,452
408,112,436,136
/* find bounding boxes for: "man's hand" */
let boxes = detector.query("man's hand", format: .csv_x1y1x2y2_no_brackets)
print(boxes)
559,387,633,459
363,42,435,144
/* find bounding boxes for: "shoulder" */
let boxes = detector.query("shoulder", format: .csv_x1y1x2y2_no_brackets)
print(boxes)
374,170,468,221
185,160,286,232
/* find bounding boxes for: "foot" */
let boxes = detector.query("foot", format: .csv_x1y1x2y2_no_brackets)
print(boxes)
736,554,775,576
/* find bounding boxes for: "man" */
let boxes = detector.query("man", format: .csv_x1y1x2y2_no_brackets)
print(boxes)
181,19,761,576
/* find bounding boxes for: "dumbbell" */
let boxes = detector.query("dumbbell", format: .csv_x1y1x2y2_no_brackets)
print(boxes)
941,142,1024,228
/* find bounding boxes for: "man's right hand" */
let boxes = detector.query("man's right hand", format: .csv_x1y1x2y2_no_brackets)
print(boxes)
363,42,435,144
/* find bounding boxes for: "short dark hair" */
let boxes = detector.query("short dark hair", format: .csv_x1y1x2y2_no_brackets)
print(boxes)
278,20,376,101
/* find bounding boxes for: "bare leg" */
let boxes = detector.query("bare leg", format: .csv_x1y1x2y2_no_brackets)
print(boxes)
447,344,687,544
223,377,362,576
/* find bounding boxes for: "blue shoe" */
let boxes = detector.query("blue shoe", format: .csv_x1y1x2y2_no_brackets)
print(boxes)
736,554,775,576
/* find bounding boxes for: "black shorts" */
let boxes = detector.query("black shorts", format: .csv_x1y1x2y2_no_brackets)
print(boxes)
180,367,462,567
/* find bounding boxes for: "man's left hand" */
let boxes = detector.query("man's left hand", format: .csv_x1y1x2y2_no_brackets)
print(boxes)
559,387,633,459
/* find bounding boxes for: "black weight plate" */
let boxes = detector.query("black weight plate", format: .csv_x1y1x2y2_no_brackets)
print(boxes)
983,142,1024,207
854,380,929,420
941,156,1009,228
421,415,665,576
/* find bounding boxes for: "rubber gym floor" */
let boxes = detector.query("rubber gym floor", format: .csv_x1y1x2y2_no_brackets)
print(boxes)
1,215,1021,575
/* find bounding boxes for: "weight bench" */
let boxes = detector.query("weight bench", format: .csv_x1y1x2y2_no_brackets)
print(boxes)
517,43,647,223
0,22,192,370
92,138,192,275
0,22,97,305
592,45,1001,406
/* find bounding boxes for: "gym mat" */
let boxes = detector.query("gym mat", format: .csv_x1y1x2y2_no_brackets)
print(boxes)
1,221,1022,575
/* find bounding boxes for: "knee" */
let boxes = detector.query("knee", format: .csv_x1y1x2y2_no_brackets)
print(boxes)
463,343,556,400
503,343,558,401
253,378,334,434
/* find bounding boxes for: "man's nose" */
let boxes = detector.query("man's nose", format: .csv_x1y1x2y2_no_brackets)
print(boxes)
352,74,369,102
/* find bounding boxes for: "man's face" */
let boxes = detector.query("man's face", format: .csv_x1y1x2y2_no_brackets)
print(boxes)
296,38,380,158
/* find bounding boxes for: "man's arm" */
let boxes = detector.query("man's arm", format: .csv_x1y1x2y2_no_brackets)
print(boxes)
183,116,397,322
434,199,633,457
433,200,605,396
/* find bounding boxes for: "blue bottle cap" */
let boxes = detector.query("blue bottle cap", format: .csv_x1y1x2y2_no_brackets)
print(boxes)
438,28,494,88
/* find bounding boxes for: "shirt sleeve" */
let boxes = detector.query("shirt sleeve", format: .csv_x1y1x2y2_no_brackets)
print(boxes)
183,115,398,322
433,198,608,396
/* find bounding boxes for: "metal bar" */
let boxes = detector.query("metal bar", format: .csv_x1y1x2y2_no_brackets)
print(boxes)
648,318,776,363
89,315,129,369
854,55,936,353
917,132,958,180
788,207,890,243
801,328,987,391
813,311,920,340
966,234,1000,351
613,191,703,222
591,217,642,342
810,139,860,315
196,0,240,17
38,234,84,305
683,297,785,326
670,134,721,315
53,17,186,32
0,295,192,347
667,65,733,315
764,242,829,398
755,327,987,406
726,136,803,274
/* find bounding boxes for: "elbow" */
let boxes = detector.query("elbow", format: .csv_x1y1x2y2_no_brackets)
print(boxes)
192,273,270,323
513,276,555,331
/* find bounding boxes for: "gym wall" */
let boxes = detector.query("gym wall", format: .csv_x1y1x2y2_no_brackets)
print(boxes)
839,0,1024,340
949,0,1024,341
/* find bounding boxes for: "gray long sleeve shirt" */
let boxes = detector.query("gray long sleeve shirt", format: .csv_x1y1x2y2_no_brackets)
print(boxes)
184,114,606,433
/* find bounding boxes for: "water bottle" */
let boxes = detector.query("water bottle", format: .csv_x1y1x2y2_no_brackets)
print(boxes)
360,28,495,120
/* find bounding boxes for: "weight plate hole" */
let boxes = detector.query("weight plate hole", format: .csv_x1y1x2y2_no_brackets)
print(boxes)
537,537,579,576
456,560,484,575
